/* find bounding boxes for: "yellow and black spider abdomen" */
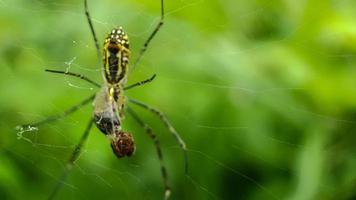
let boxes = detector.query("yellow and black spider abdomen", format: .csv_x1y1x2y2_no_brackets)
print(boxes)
103,27,130,84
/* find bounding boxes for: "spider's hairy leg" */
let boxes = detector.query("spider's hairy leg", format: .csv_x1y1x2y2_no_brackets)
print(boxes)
124,74,156,90
131,0,165,71
45,69,101,88
128,98,188,173
127,107,171,200
84,0,101,67
16,94,96,131
48,118,94,200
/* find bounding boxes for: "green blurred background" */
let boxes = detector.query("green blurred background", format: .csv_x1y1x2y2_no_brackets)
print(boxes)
1,0,356,199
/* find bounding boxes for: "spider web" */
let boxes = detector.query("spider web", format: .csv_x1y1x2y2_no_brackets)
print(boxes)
1,0,356,200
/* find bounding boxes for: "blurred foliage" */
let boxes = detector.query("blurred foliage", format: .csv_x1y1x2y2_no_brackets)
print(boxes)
1,0,356,200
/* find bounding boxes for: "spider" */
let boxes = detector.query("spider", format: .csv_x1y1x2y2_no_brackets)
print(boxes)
17,0,187,199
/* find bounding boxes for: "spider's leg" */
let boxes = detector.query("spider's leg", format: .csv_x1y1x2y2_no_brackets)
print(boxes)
127,107,171,200
84,0,101,68
48,118,94,200
84,0,100,61
17,94,95,130
128,98,188,173
131,0,165,71
124,74,156,91
45,69,101,88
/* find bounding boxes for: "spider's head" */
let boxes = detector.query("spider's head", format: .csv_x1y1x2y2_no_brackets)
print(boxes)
110,131,135,158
